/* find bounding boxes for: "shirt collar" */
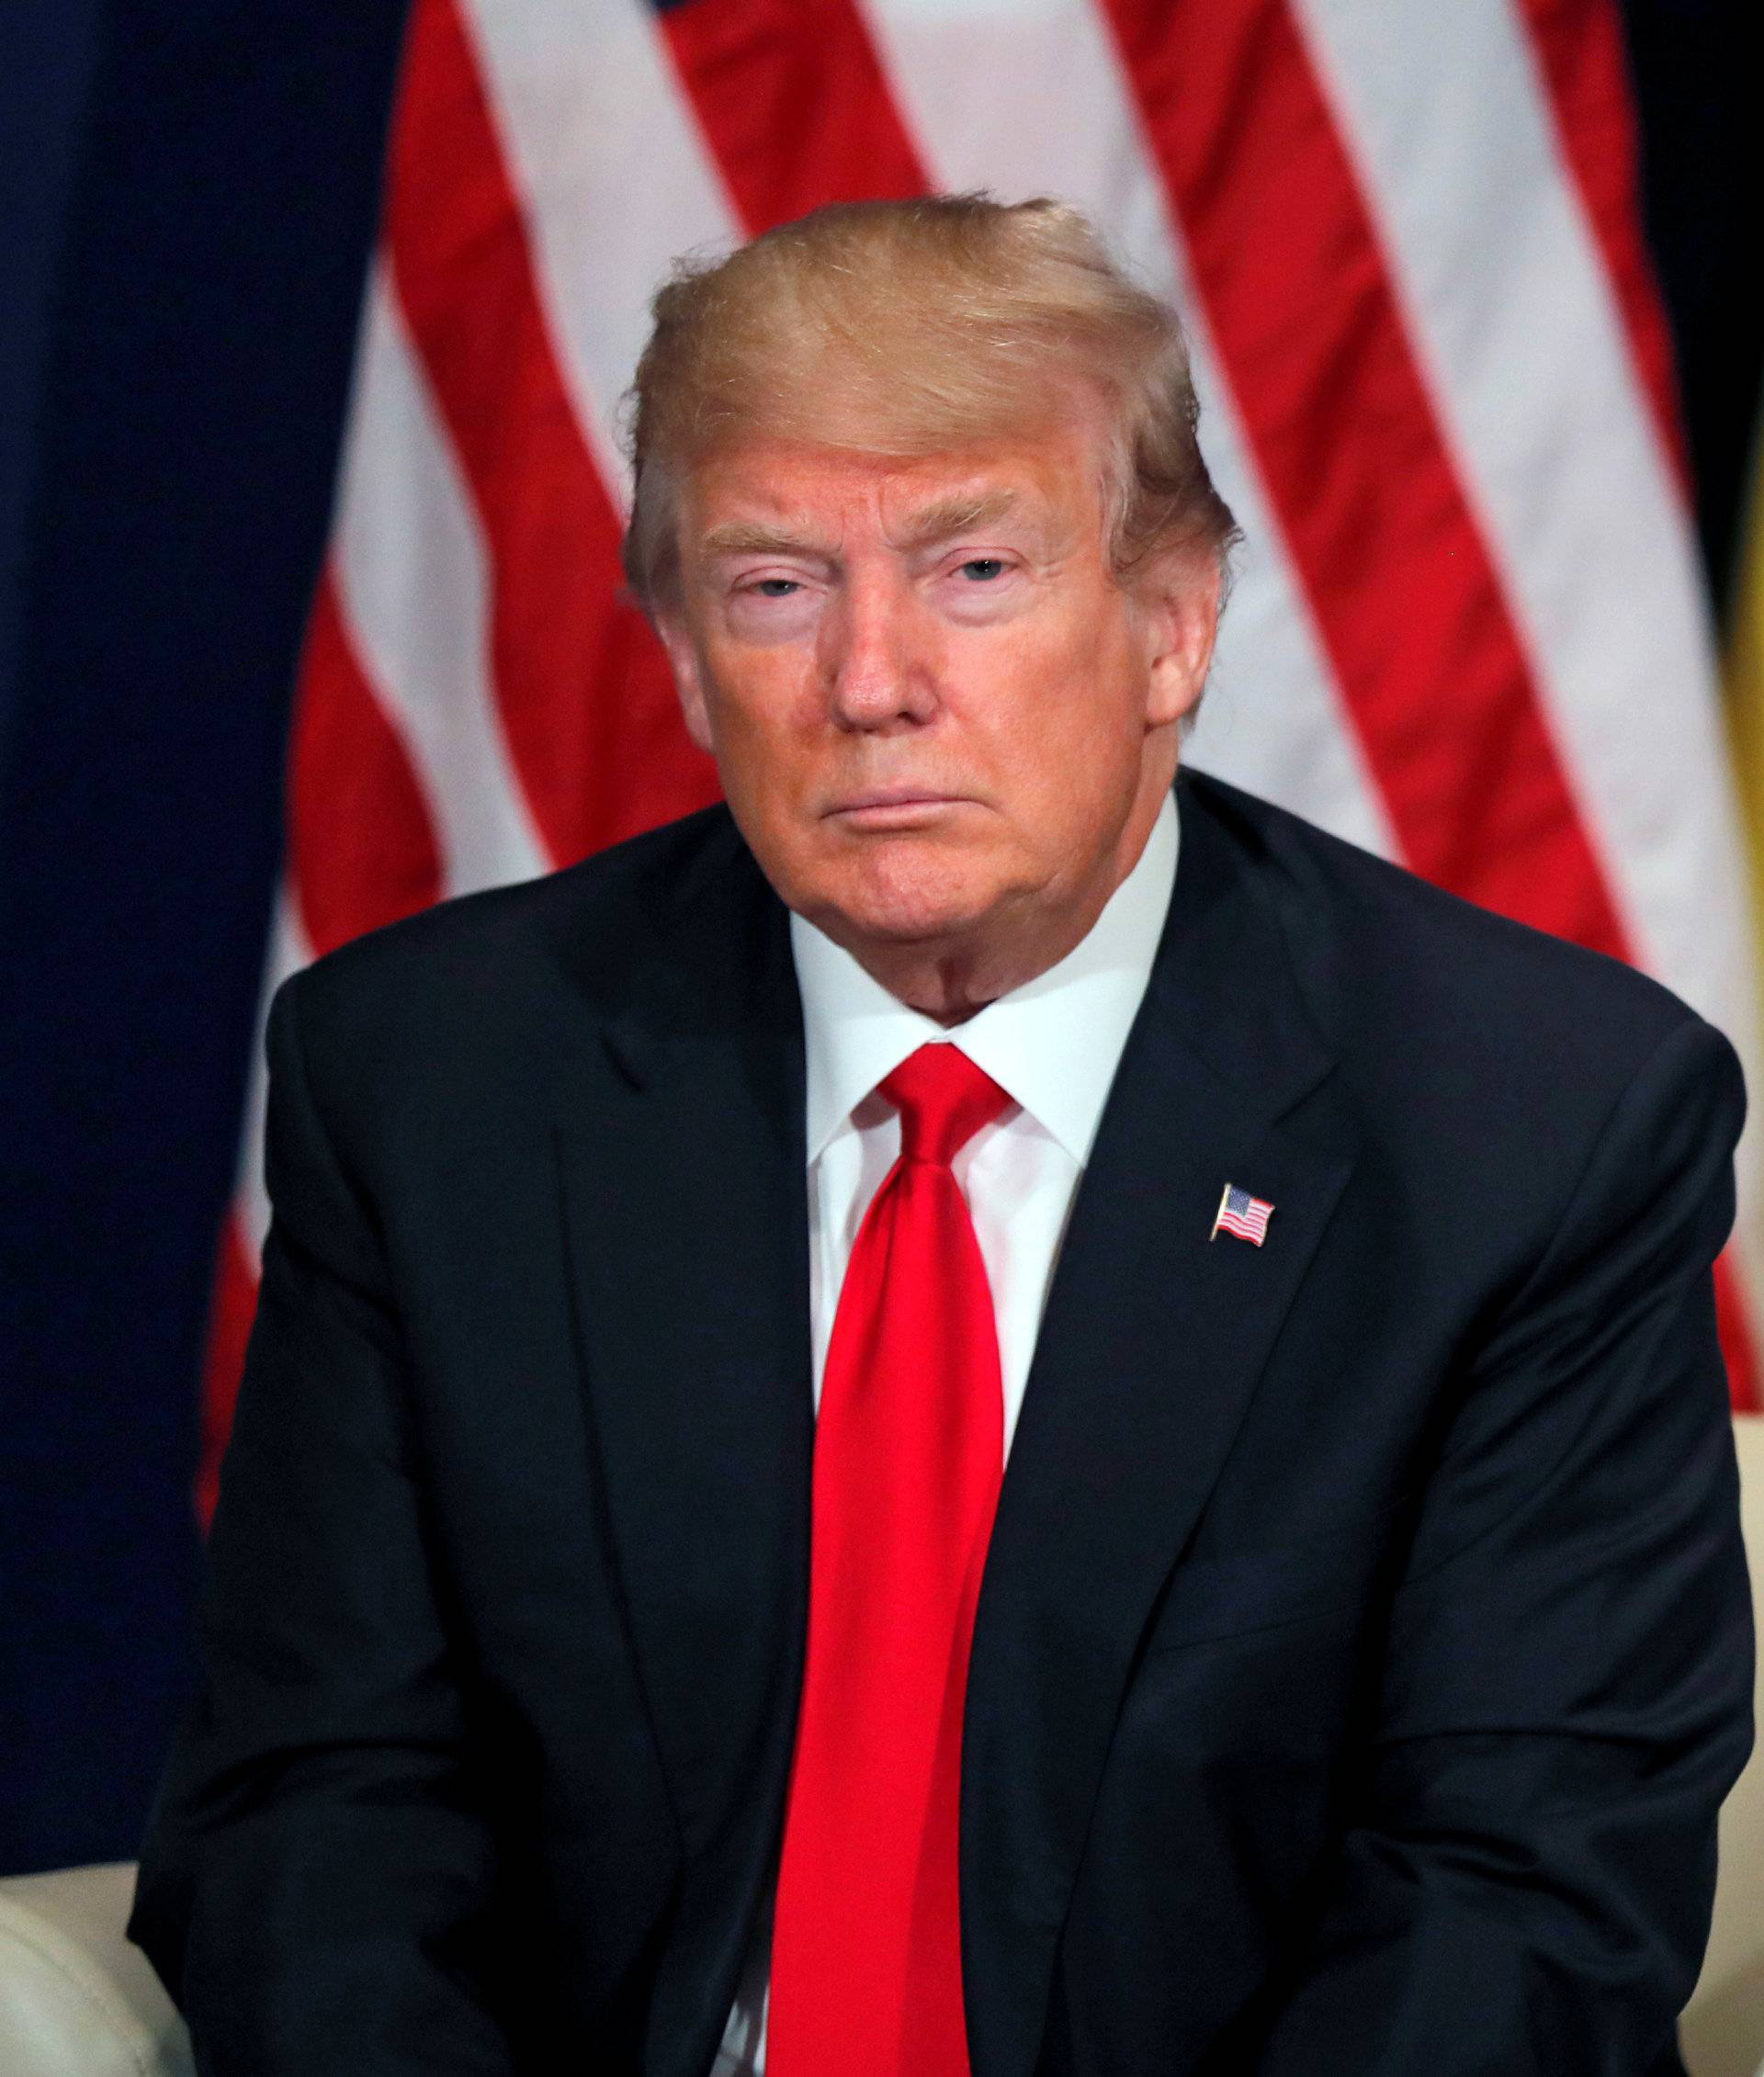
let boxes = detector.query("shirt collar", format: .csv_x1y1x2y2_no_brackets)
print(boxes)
789,787,1179,1168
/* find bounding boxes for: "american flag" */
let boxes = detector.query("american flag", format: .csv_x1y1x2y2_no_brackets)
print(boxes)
197,0,1763,1512
1214,1185,1275,1249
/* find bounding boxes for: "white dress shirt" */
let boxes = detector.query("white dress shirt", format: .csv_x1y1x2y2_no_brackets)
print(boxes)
714,791,1180,2075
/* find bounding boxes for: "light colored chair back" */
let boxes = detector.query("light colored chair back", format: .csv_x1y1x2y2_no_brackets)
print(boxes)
1682,1412,1764,2077
0,1861,191,2077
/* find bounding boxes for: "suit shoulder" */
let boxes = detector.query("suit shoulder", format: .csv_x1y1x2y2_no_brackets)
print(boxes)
281,800,739,1033
1183,768,1709,1087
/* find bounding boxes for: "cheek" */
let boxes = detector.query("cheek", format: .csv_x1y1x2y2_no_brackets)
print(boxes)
975,621,1145,793
698,649,817,767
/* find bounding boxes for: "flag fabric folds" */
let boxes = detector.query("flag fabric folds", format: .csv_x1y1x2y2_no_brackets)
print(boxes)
198,0,1763,1509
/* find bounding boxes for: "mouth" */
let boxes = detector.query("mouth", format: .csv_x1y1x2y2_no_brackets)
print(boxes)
824,788,974,828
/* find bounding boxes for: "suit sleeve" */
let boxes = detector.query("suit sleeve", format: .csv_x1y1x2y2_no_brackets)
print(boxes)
1252,1015,1756,2076
129,973,518,2076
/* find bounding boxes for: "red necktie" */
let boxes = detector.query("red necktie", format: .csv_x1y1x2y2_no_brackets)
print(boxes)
768,1044,1014,2077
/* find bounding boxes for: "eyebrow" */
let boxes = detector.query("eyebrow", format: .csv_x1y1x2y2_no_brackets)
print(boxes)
696,489,1030,564
886,490,1024,550
698,519,831,561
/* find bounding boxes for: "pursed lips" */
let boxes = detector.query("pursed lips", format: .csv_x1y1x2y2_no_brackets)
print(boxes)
823,785,976,819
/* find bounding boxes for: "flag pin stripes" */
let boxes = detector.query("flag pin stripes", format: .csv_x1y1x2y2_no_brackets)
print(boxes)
1211,1183,1274,1247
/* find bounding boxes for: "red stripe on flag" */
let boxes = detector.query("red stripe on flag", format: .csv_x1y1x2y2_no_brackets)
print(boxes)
386,0,718,864
1102,0,1627,959
659,0,927,232
289,570,445,957
197,1210,261,1527
1511,0,1690,496
1715,1255,1760,1415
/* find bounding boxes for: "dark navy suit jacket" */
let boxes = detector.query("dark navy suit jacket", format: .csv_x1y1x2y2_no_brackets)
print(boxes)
130,770,1756,2075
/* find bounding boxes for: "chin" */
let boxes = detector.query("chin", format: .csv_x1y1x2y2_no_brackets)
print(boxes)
796,839,1002,950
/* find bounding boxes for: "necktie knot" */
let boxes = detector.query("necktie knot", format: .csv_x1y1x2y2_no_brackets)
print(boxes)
880,1044,1012,1168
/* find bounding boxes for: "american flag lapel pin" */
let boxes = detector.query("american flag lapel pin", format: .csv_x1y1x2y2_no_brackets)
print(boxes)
1211,1182,1274,1247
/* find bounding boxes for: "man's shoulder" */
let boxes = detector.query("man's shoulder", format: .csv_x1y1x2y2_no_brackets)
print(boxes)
1183,768,1712,1097
283,799,745,1033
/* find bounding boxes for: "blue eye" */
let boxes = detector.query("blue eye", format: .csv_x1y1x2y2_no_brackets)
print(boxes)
752,579,800,598
959,559,1006,581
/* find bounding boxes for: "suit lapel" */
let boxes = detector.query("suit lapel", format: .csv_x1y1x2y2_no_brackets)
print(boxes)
554,827,812,2050
960,779,1357,2077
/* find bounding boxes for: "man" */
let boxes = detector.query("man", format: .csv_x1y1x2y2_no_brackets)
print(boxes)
131,197,1753,2075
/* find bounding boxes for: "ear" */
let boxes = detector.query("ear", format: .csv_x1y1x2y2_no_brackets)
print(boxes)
1137,552,1221,730
655,610,715,755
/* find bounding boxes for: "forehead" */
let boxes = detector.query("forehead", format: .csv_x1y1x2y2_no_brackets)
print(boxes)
681,422,1108,548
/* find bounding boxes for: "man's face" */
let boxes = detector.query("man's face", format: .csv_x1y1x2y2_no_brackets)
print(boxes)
656,414,1216,965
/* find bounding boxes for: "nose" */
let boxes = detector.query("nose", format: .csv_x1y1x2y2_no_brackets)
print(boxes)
820,569,938,733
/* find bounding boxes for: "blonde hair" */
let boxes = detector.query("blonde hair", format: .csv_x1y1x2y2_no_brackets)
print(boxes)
621,195,1238,614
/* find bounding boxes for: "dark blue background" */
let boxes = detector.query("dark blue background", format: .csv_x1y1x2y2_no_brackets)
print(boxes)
0,0,412,1872
0,0,1758,1876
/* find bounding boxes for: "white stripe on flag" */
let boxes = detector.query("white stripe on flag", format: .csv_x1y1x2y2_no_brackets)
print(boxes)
230,891,312,1258
332,267,551,893
1293,0,1754,1044
458,0,742,514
